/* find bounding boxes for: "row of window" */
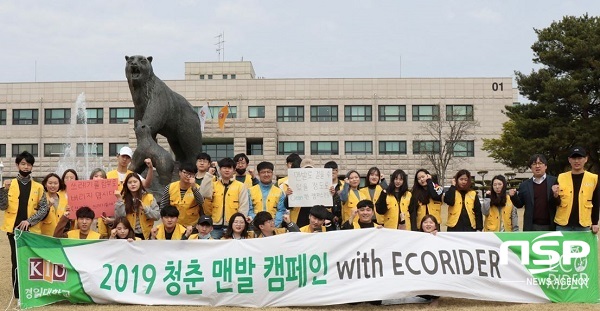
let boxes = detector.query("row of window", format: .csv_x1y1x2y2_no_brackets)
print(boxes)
0,143,128,158
0,105,473,126
199,74,237,80
279,140,475,156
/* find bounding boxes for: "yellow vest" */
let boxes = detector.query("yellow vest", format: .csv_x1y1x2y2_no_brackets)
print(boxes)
300,225,326,233
382,192,413,230
342,189,367,223
279,182,301,223
484,195,514,232
106,169,134,192
555,171,598,227
2,179,45,234
209,180,245,225
447,190,477,229
155,224,186,240
360,185,384,222
168,182,201,227
416,199,442,230
189,233,213,240
253,227,288,238
277,177,288,187
40,192,68,236
125,193,156,240
249,184,283,217
66,229,101,239
238,174,254,188
351,217,377,229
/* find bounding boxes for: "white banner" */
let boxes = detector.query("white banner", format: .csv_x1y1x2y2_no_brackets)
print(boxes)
287,168,333,207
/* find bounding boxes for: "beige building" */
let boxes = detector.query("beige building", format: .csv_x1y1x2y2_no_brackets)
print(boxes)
0,61,516,185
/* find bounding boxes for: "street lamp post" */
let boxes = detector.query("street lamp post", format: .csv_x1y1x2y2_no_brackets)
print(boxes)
0,161,4,185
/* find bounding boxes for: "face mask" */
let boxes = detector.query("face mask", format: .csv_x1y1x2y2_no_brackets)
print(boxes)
19,170,32,177
236,168,246,175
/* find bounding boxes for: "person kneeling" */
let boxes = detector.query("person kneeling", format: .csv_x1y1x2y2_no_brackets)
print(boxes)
54,206,100,239
300,205,336,233
341,200,382,230
150,205,187,240
109,217,140,241
183,215,214,240
253,211,299,238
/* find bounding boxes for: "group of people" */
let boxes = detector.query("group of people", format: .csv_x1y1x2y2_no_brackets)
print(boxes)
1,145,598,302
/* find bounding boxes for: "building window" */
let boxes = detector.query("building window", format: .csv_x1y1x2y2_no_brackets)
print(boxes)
248,106,265,118
78,108,103,124
208,74,213,79
452,140,475,157
345,141,372,155
45,109,71,125
109,143,128,156
412,105,440,121
378,105,406,121
277,106,304,122
12,144,38,157
205,106,237,119
246,138,263,156
0,109,6,125
379,141,407,155
0,144,6,157
223,74,227,79
231,74,236,79
310,141,339,155
344,105,372,122
44,143,70,157
13,109,38,125
109,108,135,124
199,74,205,80
310,106,338,122
76,143,103,157
278,141,305,155
203,142,234,160
446,105,474,121
413,140,440,154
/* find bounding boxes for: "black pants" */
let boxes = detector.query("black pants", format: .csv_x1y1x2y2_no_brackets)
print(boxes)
8,233,19,298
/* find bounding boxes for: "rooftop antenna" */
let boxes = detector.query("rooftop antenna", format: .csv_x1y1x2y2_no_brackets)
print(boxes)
215,32,225,61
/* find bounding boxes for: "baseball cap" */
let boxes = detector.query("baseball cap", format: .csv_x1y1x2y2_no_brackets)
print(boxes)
568,146,586,158
197,215,213,226
300,158,314,168
118,146,133,158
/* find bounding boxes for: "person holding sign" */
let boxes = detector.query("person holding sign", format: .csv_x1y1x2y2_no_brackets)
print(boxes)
115,173,160,240
248,161,287,227
222,212,252,240
159,162,205,228
411,169,443,230
299,205,336,233
324,161,343,228
481,175,519,232
0,151,49,300
54,206,100,239
40,173,67,236
444,169,483,232
252,211,299,238
341,200,382,230
339,170,368,224
375,169,417,230
150,205,187,240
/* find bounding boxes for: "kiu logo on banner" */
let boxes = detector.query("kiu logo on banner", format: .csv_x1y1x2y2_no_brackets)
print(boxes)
29,258,67,283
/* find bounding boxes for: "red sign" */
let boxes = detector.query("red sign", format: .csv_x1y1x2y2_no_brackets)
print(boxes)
65,179,118,220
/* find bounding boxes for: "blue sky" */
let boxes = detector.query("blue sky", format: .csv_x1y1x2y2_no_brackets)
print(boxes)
1,0,599,83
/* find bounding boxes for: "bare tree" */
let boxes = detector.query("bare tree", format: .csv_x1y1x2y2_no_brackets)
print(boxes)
416,104,479,185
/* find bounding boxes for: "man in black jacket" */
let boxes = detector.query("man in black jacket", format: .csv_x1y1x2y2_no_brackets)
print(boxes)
513,154,558,231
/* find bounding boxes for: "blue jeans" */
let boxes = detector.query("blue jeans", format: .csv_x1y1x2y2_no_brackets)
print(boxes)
210,226,226,239
556,225,590,232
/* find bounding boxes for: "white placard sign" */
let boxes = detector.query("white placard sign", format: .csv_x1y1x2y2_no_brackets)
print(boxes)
287,168,333,206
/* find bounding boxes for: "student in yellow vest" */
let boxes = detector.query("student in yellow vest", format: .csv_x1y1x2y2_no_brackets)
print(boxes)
339,170,368,224
0,151,49,300
299,205,336,233
360,167,387,206
252,211,299,238
54,206,101,239
109,217,140,241
418,214,441,306
482,175,519,232
553,147,600,233
115,173,160,240
248,162,286,227
234,153,259,188
375,169,417,230
341,199,382,229
203,157,250,239
40,173,67,236
277,153,302,186
195,152,216,216
411,169,443,230
222,212,252,240
182,215,214,240
150,205,187,240
444,169,483,232
159,162,205,228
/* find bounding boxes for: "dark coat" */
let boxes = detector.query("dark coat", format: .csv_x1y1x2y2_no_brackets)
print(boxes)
514,175,557,231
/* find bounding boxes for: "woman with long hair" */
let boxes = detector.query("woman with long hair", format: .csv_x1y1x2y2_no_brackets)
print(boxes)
114,173,160,240
375,169,417,230
444,169,483,232
360,167,387,223
482,175,519,232
222,212,251,240
339,170,368,224
109,217,139,241
410,169,443,230
40,173,67,236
